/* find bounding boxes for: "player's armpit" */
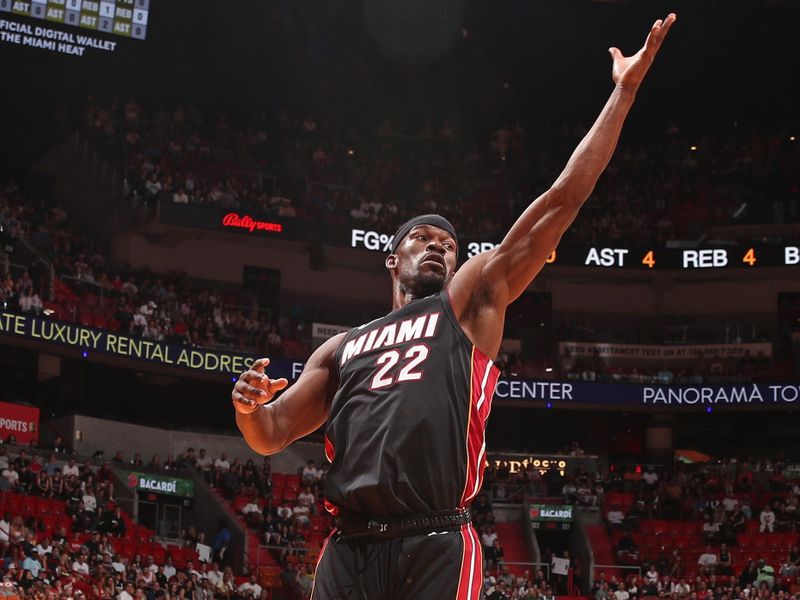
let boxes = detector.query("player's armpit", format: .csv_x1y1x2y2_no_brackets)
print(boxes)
235,332,346,455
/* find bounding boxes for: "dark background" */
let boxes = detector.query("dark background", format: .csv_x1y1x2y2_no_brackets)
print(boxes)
2,0,799,174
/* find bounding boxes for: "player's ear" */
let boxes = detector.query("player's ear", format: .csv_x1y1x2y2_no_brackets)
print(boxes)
385,254,398,271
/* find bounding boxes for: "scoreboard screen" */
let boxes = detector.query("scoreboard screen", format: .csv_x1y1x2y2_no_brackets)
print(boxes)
466,243,800,271
348,227,800,271
0,0,149,39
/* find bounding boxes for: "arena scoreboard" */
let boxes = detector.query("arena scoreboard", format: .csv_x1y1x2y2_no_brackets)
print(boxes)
0,0,149,39
159,203,800,272
466,242,800,271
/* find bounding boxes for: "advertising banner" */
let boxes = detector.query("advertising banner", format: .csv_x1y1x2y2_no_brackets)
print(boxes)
311,322,351,350
529,505,573,522
3,310,800,409
0,402,39,445
0,311,260,377
558,341,772,367
122,470,194,498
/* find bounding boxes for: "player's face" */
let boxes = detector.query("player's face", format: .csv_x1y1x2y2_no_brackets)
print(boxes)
392,225,458,297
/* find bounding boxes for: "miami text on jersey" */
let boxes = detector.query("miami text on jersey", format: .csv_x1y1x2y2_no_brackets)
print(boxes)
340,312,441,366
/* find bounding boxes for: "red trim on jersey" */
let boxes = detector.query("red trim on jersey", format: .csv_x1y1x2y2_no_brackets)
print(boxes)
454,525,483,600
459,347,500,506
323,499,340,516
310,529,335,599
323,435,339,516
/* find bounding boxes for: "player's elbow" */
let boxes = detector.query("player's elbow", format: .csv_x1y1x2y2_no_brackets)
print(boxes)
240,433,287,456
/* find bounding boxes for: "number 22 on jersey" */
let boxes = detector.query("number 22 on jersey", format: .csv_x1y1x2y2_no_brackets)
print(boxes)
370,344,430,389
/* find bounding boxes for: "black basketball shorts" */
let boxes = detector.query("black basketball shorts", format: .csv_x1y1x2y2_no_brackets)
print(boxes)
311,523,484,600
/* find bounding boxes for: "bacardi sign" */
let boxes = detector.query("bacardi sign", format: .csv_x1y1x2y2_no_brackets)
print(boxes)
529,504,573,522
221,213,283,234
122,470,195,498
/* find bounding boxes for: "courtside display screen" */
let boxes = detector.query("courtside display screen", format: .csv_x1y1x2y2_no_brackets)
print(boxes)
1,0,148,38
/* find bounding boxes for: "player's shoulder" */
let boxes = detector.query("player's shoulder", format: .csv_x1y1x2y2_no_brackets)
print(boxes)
307,331,349,369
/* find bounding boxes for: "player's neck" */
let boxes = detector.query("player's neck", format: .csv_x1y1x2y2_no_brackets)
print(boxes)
391,286,429,311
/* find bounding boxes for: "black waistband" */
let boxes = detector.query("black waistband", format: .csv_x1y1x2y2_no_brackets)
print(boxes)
336,508,471,541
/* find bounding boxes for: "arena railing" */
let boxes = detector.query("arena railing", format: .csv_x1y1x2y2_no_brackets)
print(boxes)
225,170,276,197
591,564,642,583
492,561,551,581
490,482,529,504
9,235,54,302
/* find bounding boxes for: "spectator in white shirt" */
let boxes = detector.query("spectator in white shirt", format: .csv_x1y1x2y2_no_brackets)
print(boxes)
72,553,90,575
293,504,311,526
276,501,293,521
162,556,176,580
18,291,33,312
30,293,43,315
0,513,9,543
205,563,223,586
82,488,98,513
722,496,739,513
242,499,262,526
196,448,213,485
642,467,659,487
237,575,262,598
297,487,317,514
760,507,776,532
698,546,718,575
614,586,630,600
111,556,126,574
62,458,79,478
607,507,625,528
2,466,19,490
118,582,134,600
302,460,319,487
214,453,231,471
144,555,158,574
34,539,53,555
481,526,498,552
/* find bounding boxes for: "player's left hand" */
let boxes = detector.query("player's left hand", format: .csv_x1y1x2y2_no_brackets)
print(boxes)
232,357,289,415
609,13,676,93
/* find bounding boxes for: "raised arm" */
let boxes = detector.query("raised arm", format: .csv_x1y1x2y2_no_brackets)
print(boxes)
453,14,676,309
232,332,345,455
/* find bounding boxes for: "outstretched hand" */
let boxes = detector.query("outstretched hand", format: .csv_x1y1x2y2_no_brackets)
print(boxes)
232,357,289,415
609,13,676,93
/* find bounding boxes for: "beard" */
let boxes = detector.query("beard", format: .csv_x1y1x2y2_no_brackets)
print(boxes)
399,269,446,298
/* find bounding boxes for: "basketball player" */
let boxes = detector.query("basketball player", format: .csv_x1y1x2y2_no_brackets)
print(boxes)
233,14,675,600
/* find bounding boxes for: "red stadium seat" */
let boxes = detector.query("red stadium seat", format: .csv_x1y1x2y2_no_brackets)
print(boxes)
640,521,655,535
673,535,691,549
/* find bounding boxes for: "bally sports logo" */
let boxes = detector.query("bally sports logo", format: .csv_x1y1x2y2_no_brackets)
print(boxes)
0,418,35,433
221,213,283,234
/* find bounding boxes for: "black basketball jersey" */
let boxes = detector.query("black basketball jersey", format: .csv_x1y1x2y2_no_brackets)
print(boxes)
324,290,500,517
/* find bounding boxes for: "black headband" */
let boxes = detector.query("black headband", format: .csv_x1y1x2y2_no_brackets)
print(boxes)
391,214,458,253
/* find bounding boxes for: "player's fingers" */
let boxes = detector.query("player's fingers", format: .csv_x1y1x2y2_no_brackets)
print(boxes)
267,378,289,393
251,357,271,372
235,380,268,401
656,13,676,47
232,391,260,414
608,47,623,62
239,370,268,385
